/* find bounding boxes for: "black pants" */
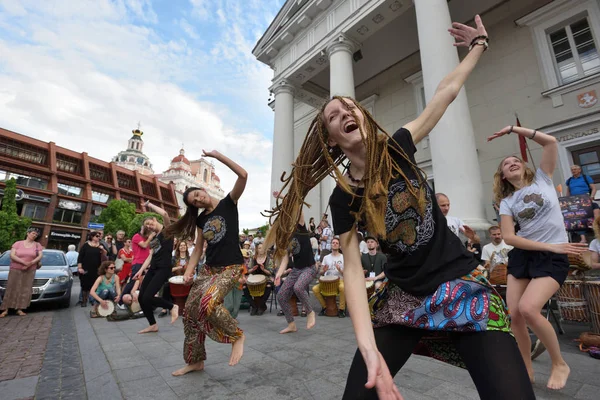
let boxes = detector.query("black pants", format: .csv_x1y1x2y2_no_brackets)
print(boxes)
243,283,273,310
343,326,535,400
118,263,143,306
139,268,173,325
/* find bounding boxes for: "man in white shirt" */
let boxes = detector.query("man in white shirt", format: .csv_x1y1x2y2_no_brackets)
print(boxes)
436,193,480,244
358,232,368,254
253,231,265,248
312,237,346,318
319,220,333,260
481,226,513,270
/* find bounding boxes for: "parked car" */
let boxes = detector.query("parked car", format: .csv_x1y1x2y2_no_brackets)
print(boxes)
0,249,73,308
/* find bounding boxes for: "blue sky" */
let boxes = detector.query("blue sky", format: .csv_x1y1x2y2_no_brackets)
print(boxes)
0,0,284,228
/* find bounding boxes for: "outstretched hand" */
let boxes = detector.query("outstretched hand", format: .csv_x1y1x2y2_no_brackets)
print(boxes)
448,14,487,47
487,126,513,142
363,349,404,400
550,242,589,255
202,149,219,158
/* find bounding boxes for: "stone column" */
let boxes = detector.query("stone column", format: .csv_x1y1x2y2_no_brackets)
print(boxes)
270,80,295,209
322,34,358,222
414,0,489,229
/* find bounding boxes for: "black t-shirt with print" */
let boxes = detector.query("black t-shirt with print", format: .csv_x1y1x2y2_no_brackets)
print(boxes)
329,128,478,296
149,231,174,270
289,224,314,269
196,193,244,267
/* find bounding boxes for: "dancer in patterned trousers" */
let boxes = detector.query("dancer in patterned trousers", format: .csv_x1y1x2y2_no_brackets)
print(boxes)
271,191,317,334
266,15,536,400
167,150,247,376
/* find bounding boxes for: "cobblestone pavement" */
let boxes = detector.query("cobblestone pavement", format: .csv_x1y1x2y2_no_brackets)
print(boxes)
3,283,600,400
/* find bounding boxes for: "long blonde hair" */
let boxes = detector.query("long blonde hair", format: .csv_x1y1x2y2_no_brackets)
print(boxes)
264,96,426,259
492,155,535,204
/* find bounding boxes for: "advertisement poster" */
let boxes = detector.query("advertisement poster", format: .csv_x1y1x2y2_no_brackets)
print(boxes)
559,195,594,231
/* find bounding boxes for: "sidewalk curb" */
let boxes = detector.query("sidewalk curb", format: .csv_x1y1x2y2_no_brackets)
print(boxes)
74,308,123,400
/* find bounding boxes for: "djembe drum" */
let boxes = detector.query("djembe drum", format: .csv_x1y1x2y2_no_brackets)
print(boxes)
366,281,375,298
319,276,340,317
488,251,507,285
169,275,192,310
556,279,589,322
247,275,267,298
584,280,600,334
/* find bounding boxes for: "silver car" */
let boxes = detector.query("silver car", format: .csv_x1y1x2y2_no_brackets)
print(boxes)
0,249,73,308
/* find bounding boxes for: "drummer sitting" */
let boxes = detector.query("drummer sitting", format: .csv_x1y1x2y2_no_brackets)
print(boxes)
360,236,387,290
312,237,346,318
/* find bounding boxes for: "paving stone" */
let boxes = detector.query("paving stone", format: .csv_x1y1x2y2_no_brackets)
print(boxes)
113,364,159,383
575,384,600,400
0,375,38,400
118,376,178,400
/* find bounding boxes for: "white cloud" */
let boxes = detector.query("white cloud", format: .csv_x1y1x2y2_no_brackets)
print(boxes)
0,0,279,229
178,18,199,40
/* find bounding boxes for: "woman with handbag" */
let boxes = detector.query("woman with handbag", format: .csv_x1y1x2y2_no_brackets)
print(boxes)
0,228,43,317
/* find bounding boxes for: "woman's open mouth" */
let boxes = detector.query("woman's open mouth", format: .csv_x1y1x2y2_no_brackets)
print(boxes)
344,121,358,134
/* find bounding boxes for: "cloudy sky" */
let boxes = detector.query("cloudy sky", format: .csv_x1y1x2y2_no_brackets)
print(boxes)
0,0,283,229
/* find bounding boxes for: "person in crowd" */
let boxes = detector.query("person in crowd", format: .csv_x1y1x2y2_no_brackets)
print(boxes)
481,225,512,270
132,203,178,333
243,243,274,316
269,191,317,333
465,237,482,264
241,241,253,264
167,149,247,376
358,231,368,254
224,263,247,320
493,124,588,390
103,233,118,261
247,234,255,252
313,237,346,318
565,164,600,243
587,216,600,272
158,240,189,318
89,260,122,318
308,217,317,234
77,231,106,308
124,226,154,297
0,228,43,318
361,236,387,290
65,244,79,274
186,238,195,256
310,234,319,259
265,15,536,400
318,219,334,260
238,234,247,248
117,238,134,286
115,230,126,253
436,193,480,243
253,231,264,248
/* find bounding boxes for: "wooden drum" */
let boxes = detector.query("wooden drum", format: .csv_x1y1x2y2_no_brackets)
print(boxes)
246,274,267,298
366,281,375,298
556,280,589,322
319,276,340,317
489,264,507,285
584,280,600,334
568,252,592,271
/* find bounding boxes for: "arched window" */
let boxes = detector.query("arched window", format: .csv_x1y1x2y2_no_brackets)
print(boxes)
203,169,208,182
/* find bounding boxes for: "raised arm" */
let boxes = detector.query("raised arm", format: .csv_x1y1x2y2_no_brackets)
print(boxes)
203,150,248,203
136,232,156,249
405,15,487,145
144,201,171,228
488,126,557,177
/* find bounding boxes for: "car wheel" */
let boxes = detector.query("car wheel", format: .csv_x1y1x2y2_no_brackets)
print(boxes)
60,288,72,308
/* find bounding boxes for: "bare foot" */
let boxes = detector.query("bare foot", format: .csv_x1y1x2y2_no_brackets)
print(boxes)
172,361,204,376
229,333,245,366
306,311,316,330
547,362,570,390
16,310,26,316
170,305,179,324
279,322,297,334
0,311,8,318
138,324,158,334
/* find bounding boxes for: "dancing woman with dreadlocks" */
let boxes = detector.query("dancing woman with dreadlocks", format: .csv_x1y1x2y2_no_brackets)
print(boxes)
265,16,534,400
167,150,247,376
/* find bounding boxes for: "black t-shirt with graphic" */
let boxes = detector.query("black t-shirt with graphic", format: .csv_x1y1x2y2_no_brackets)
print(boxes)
149,231,174,270
329,128,478,296
196,193,244,267
289,223,314,269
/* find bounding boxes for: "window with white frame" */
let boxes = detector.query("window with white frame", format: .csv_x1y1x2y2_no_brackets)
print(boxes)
405,71,428,148
549,14,600,85
517,0,600,98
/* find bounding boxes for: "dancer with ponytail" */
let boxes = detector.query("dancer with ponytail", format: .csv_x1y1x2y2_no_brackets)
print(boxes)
265,15,534,400
272,191,317,334
491,125,587,389
169,150,247,376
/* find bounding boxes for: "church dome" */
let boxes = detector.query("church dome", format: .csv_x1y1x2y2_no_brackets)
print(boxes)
171,148,191,165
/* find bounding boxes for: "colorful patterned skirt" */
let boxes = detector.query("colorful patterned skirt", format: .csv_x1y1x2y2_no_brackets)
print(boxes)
369,268,511,367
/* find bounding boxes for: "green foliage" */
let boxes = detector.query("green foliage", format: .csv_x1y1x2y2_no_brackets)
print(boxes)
257,224,269,236
242,228,249,235
97,200,136,235
0,179,32,252
127,212,163,239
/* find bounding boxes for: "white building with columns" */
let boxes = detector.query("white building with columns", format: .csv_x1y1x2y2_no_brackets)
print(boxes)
254,0,600,231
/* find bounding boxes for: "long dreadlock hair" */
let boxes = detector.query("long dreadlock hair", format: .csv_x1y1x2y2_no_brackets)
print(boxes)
264,96,427,259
